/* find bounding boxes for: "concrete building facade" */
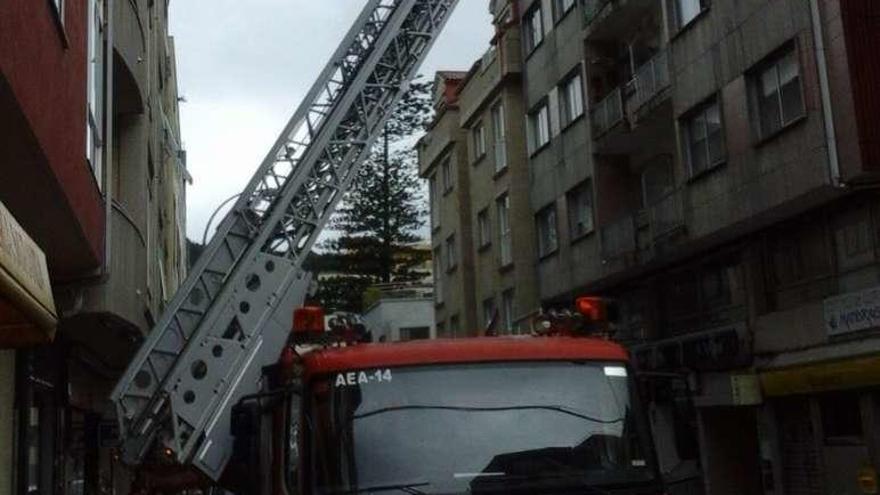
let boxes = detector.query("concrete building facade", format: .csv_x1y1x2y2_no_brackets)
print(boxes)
419,0,540,337
516,0,880,493
419,71,478,338
0,0,188,493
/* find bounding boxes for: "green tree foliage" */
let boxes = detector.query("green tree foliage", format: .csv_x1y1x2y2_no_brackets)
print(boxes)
309,78,433,313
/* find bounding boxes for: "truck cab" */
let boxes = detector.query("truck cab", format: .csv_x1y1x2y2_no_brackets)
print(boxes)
245,336,666,495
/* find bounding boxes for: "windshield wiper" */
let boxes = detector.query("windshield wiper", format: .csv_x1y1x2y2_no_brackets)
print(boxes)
352,404,624,424
330,482,430,494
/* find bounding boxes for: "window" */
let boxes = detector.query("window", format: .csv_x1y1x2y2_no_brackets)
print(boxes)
497,194,512,266
524,5,544,53
528,102,551,152
752,47,805,140
445,234,457,271
554,0,576,20
769,219,831,289
491,102,507,172
482,297,497,330
560,71,584,127
52,0,64,20
669,0,709,31
442,157,454,193
86,0,105,189
472,122,486,161
478,208,491,249
567,180,594,239
400,327,431,341
429,174,440,230
682,98,725,176
536,204,559,258
502,290,515,334
433,247,443,304
450,314,461,338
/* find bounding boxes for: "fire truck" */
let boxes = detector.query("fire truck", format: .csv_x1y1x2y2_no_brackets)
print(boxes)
110,1,674,493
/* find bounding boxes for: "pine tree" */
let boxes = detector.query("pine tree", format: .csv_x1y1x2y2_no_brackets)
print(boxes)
310,78,433,312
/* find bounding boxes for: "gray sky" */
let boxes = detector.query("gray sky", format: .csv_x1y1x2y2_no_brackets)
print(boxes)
169,1,494,241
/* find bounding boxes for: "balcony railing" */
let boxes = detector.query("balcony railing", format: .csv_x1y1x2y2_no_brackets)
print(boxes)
590,87,624,138
583,0,611,24
628,49,670,113
647,190,685,239
600,214,637,260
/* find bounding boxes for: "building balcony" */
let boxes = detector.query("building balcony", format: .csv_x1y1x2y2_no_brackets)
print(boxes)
600,190,687,269
589,49,673,154
600,214,638,264
584,0,657,42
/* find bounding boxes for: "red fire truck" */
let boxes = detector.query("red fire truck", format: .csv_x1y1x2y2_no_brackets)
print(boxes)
210,304,668,495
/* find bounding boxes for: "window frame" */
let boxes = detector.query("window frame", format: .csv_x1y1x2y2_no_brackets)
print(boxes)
86,0,105,190
536,203,560,259
668,0,710,35
472,121,487,163
566,179,595,241
681,95,726,179
559,68,585,130
433,246,444,306
502,289,516,334
528,100,551,155
477,208,492,250
523,4,544,55
491,101,507,173
429,173,440,231
441,157,454,194
749,43,806,143
553,0,576,23
497,194,513,267
482,297,497,330
445,234,458,272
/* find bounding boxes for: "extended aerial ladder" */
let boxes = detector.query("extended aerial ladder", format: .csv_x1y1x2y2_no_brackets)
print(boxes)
111,0,459,481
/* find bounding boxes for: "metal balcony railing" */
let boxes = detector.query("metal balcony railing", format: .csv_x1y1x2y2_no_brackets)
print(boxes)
600,214,637,260
647,190,685,239
628,49,670,113
590,87,624,138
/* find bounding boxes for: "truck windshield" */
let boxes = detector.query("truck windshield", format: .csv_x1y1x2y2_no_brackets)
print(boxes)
306,361,657,494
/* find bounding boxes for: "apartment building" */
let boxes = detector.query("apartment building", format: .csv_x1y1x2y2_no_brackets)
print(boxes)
418,71,476,338
518,0,880,493
0,0,188,493
419,0,540,337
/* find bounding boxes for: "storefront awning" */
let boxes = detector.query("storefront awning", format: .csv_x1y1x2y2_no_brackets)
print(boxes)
0,200,57,347
759,340,880,397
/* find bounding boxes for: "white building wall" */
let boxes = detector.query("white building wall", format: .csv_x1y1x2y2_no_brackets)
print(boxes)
363,298,436,342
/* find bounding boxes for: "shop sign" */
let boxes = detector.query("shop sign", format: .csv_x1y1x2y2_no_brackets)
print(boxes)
824,285,880,337
0,200,57,341
633,322,750,372
731,374,762,406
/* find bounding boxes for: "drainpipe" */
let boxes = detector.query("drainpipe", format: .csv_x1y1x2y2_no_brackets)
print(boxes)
809,0,844,188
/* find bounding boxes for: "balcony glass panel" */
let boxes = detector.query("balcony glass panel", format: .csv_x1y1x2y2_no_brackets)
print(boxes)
590,87,624,138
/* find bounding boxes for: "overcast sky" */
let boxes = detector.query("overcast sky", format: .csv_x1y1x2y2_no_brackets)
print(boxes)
169,1,494,242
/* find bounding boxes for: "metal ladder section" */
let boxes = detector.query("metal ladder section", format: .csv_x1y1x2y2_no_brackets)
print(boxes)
110,0,459,480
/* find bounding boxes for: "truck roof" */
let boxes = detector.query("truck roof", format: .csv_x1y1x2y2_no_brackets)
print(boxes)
301,336,629,376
